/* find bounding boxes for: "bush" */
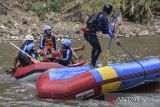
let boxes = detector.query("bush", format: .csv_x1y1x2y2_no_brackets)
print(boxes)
32,2,48,20
31,0,69,20
31,0,159,23
83,0,160,24
122,0,160,23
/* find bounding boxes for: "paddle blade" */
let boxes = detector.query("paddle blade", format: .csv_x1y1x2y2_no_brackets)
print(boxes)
102,49,109,67
31,58,39,63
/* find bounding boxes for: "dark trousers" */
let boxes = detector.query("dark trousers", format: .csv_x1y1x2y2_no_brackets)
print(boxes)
84,32,102,66
17,52,32,67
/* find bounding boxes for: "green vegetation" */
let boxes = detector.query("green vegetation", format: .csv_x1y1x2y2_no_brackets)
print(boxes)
83,0,160,23
31,0,67,20
31,0,160,23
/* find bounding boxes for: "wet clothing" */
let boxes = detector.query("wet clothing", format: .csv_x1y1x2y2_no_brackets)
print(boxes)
39,34,56,50
84,12,113,66
56,48,72,66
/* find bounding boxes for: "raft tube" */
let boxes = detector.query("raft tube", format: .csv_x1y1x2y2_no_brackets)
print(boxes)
13,60,88,81
36,57,160,100
13,62,63,81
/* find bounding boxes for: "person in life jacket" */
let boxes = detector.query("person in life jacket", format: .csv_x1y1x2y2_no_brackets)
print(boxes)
50,38,72,66
13,34,35,69
82,3,120,67
26,43,38,59
39,25,56,51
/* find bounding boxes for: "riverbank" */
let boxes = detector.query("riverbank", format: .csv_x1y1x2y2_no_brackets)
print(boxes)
0,1,160,43
0,20,160,43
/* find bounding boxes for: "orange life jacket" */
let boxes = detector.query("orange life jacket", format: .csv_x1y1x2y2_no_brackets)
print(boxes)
44,39,54,49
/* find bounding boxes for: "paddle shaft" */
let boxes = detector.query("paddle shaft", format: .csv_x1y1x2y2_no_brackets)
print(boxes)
102,7,120,66
108,7,121,49
9,42,39,63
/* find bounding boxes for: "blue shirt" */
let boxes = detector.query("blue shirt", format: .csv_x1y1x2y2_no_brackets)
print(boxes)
20,42,38,58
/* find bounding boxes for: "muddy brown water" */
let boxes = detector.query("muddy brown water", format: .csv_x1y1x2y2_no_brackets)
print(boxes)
0,37,160,107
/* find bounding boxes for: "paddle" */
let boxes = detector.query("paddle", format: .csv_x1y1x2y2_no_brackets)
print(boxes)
9,42,39,63
102,6,121,66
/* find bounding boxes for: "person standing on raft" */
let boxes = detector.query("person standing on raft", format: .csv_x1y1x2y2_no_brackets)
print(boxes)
81,3,120,67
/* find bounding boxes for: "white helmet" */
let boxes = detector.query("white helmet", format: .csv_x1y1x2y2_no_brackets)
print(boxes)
61,38,72,47
25,34,34,41
42,25,51,32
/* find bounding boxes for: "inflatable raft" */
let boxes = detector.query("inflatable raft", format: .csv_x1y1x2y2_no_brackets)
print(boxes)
36,57,160,100
12,60,87,81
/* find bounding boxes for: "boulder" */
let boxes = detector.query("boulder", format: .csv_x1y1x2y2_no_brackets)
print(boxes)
138,30,149,36
10,29,19,36
155,29,160,35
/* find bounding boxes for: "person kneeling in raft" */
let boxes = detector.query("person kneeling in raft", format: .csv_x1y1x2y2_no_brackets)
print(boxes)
49,38,72,66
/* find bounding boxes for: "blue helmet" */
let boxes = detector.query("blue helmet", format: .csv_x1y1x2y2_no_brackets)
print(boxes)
61,38,72,47
42,25,51,32
27,43,35,51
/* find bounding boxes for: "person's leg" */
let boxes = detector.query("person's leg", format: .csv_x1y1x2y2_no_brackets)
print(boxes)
72,42,85,52
13,56,19,68
71,48,79,60
90,38,101,66
18,52,32,67
84,32,101,66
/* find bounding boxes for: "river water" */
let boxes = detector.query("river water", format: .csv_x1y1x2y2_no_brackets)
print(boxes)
0,37,160,107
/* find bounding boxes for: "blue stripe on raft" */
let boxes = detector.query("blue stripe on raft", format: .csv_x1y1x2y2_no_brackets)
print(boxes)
112,62,144,90
110,57,160,90
89,69,103,82
49,66,92,80
140,57,160,80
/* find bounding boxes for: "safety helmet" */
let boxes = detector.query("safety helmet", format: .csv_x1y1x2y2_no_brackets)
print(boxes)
27,43,36,51
42,25,51,32
61,38,72,47
103,3,113,14
25,34,34,41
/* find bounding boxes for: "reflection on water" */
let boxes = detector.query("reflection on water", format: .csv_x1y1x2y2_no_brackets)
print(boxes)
0,37,160,106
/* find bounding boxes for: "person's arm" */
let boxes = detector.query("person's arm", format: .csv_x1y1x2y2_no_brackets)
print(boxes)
102,15,113,38
56,49,72,64
52,36,57,50
39,37,45,49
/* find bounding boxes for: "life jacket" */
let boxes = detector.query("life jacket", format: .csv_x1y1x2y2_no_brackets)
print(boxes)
87,12,100,31
44,39,54,49
86,12,109,33
57,48,72,66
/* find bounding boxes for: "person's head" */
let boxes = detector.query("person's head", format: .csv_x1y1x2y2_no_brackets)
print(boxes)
42,25,52,36
25,34,34,43
61,38,72,49
103,3,113,15
27,43,36,52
